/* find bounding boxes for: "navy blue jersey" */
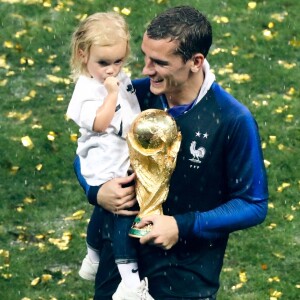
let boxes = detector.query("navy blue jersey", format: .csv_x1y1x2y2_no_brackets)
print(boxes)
130,77,268,298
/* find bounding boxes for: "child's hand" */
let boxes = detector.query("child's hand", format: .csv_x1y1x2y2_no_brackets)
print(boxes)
104,76,120,94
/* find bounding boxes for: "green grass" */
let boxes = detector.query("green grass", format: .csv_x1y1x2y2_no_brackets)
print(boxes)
0,0,299,299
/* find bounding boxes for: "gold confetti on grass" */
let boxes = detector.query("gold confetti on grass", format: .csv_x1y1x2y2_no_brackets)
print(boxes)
47,131,57,141
264,159,271,168
278,60,296,69
64,210,85,221
277,182,291,192
229,73,251,83
267,223,277,230
48,231,72,251
70,133,78,142
47,74,71,85
6,110,32,121
248,2,257,9
270,290,283,299
21,136,34,149
213,16,229,23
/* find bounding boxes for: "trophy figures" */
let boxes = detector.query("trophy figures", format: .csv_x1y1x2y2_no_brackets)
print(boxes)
127,109,181,238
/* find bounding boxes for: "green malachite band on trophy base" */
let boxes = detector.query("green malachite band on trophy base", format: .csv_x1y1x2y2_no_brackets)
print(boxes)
128,217,152,238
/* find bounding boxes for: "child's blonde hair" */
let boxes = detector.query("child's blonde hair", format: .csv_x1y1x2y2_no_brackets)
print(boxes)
70,12,130,81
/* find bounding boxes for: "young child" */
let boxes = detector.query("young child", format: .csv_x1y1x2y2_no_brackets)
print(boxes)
67,12,153,299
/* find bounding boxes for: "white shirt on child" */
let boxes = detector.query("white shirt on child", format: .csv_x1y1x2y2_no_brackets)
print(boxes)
67,71,141,186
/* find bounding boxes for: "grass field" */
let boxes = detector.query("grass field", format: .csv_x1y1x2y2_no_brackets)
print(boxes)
0,0,299,299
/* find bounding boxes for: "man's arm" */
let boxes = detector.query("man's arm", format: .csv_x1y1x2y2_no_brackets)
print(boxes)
138,197,267,249
73,155,138,215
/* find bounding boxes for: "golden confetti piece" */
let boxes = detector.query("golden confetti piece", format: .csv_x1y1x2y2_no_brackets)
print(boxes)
264,159,271,168
46,74,70,85
41,274,52,282
211,48,228,56
287,87,295,95
261,142,267,149
262,29,274,40
21,136,34,149
43,0,51,7
270,290,283,298
47,131,57,141
23,197,35,204
57,95,64,101
10,165,20,174
31,277,40,286
296,284,300,288
1,273,12,279
229,73,251,83
267,223,277,230
35,234,45,240
38,48,43,53
268,203,275,209
52,66,61,73
277,182,291,192
285,114,293,122
213,16,229,23
277,144,285,150
35,163,43,171
64,210,85,220
3,40,14,48
223,267,233,272
248,2,257,9
21,298,31,300
58,278,66,285
289,39,300,47
15,29,27,38
0,55,9,69
239,271,247,283
70,133,78,142
269,136,276,143
272,252,285,259
0,79,7,86
271,12,288,22
16,206,24,212
268,276,280,282
231,282,243,290
121,8,131,16
40,183,53,191
284,214,294,221
268,22,275,29
277,60,296,69
43,25,53,32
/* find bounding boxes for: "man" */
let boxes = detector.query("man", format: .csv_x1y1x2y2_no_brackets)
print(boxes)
75,6,268,299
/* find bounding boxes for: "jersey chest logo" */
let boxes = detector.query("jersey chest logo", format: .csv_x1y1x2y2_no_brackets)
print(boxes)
188,131,208,168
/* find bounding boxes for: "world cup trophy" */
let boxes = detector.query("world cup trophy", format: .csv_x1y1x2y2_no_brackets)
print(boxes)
127,109,181,238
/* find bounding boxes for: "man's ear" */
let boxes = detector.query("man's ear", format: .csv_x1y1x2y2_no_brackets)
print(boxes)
191,53,204,73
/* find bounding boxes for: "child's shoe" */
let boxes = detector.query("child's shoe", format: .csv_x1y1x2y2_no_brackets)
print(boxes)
112,277,154,300
78,255,99,281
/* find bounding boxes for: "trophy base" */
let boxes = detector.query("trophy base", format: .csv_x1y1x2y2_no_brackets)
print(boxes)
128,217,152,238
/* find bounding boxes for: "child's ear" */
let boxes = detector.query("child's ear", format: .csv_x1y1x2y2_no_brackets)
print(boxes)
78,49,87,63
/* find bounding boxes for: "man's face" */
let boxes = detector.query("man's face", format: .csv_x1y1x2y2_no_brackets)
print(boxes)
82,41,127,83
141,33,193,100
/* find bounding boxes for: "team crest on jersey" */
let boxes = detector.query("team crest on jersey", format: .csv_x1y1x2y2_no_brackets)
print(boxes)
189,131,208,168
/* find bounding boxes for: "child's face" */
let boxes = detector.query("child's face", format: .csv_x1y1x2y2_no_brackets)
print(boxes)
82,40,127,83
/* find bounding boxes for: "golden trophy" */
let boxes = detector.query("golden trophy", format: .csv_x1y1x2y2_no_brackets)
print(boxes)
127,109,181,238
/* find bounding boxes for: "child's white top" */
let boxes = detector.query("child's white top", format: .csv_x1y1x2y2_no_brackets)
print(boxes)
67,71,141,185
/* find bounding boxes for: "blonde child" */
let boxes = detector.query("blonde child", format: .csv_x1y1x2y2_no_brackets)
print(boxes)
67,12,153,299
